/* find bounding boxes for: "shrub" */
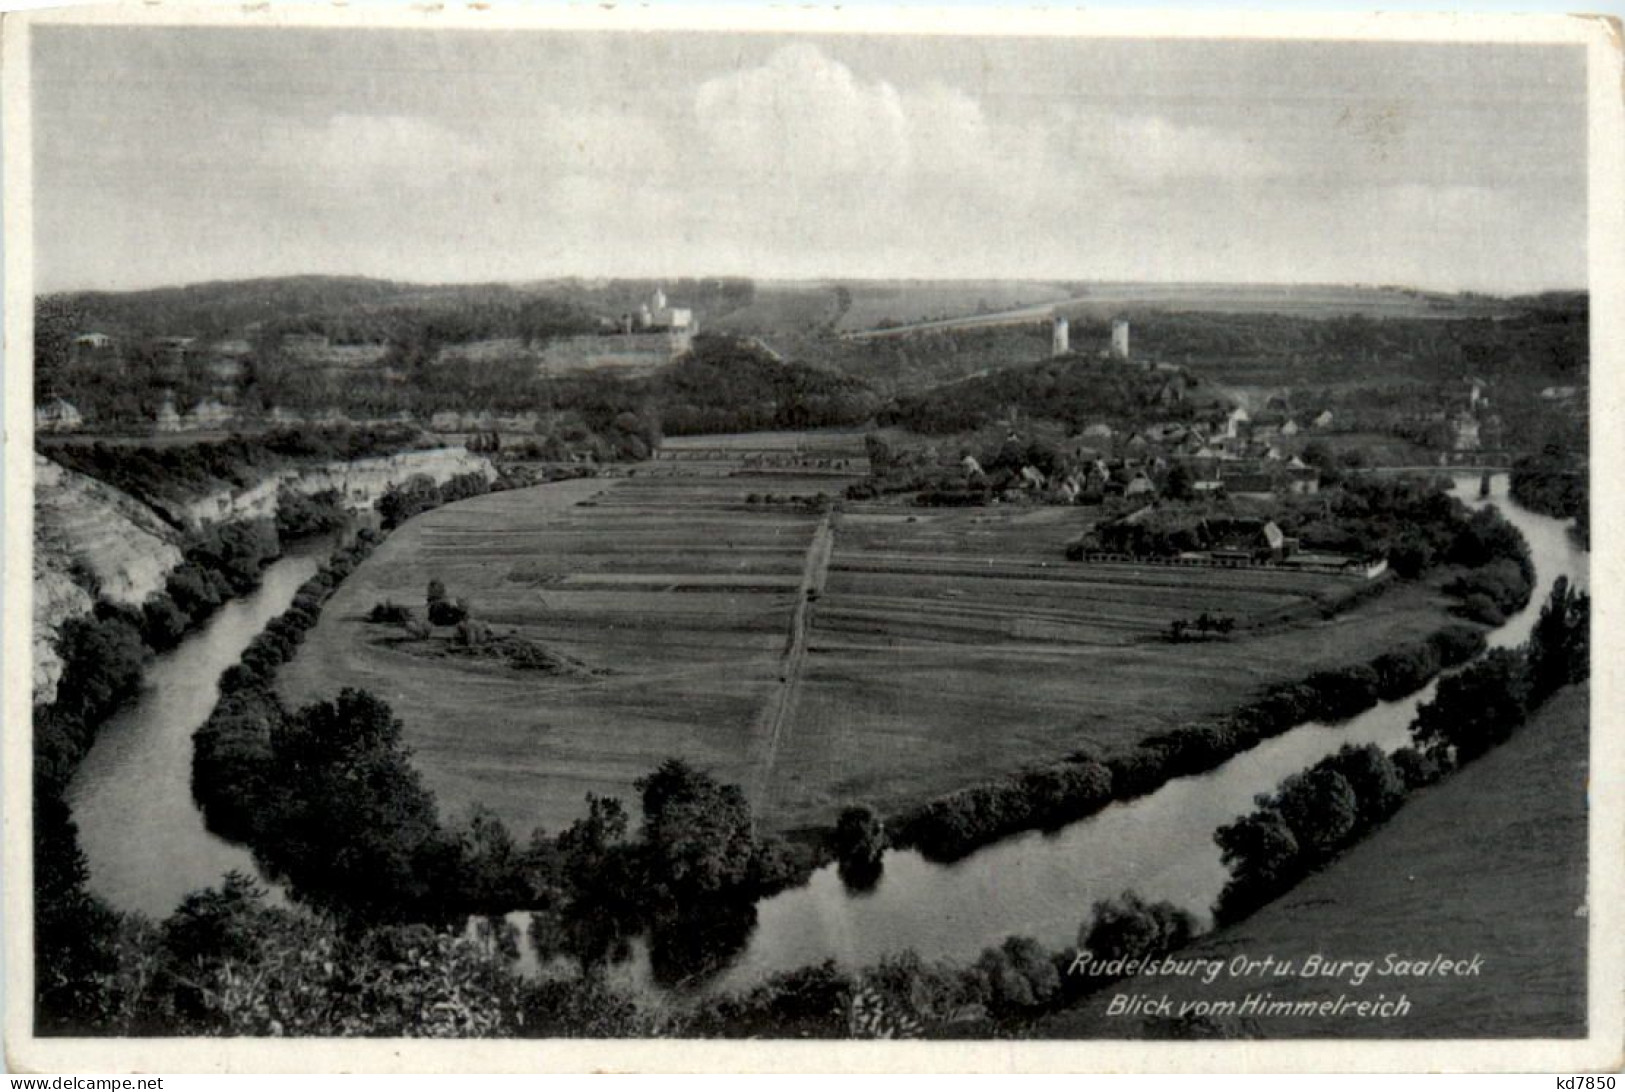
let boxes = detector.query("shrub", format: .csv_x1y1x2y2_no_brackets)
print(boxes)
428,598,470,627
140,593,191,651
972,936,1060,1011
1446,557,1531,617
1428,624,1488,667
166,562,229,621
1527,576,1590,702
833,805,887,870
1271,768,1359,862
748,836,816,898
1410,647,1531,767
452,619,494,647
1370,644,1442,701
1391,745,1444,791
1018,761,1113,829
1079,892,1198,964
1318,744,1408,829
275,487,347,540
53,614,146,725
1214,809,1301,924
896,758,1111,861
1453,592,1505,626
1105,747,1172,800
1300,665,1381,723
368,601,413,625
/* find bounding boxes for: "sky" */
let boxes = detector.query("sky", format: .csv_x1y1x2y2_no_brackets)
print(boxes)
30,27,1588,294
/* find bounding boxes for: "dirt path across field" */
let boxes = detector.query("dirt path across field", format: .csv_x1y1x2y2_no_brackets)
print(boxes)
750,509,836,819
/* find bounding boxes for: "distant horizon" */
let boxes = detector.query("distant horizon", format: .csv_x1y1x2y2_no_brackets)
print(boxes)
38,271,1590,301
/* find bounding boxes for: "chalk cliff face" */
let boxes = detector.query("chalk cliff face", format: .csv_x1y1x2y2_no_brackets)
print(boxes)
32,447,496,705
33,455,185,705
32,553,94,705
167,447,495,529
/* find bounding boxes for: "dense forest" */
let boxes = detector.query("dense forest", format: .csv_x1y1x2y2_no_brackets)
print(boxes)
38,280,879,453
1511,442,1590,547
886,357,1219,434
38,276,757,350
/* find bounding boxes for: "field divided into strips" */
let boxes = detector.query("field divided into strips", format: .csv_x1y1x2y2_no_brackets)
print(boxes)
757,504,1462,828
277,433,870,840
279,429,1465,837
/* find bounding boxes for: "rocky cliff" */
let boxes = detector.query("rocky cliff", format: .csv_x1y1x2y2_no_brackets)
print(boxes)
33,455,185,704
33,447,496,705
166,447,495,529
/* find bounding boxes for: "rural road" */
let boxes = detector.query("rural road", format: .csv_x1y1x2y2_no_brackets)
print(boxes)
750,509,836,820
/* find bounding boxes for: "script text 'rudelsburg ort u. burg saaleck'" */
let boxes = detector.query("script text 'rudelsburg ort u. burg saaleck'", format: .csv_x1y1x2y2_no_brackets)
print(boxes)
1069,951,1487,987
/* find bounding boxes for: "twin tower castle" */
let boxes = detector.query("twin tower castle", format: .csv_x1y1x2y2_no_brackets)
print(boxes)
1053,317,1130,360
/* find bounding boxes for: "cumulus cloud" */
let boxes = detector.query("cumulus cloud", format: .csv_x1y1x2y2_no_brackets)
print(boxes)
683,44,1063,269
695,44,913,182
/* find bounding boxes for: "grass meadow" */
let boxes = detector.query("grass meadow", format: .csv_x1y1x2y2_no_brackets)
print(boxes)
1036,683,1589,1039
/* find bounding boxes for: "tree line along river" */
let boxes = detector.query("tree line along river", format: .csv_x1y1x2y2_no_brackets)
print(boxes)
63,474,1587,994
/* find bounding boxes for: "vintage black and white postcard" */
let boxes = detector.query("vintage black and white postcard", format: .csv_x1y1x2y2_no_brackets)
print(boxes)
3,4,1620,1074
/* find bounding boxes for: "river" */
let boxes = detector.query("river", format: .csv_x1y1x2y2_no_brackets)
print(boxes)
64,545,327,918
66,475,1584,987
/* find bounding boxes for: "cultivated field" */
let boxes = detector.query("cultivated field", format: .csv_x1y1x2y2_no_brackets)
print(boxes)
757,504,1465,827
277,435,868,839
1037,683,1590,1039
279,433,1471,838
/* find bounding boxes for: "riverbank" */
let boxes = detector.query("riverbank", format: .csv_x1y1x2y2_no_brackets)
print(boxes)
1031,682,1589,1039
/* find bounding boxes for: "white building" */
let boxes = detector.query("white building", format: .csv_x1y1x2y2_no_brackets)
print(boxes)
1224,405,1250,439
186,400,235,430
155,392,182,433
636,287,696,333
35,397,83,433
1110,319,1131,360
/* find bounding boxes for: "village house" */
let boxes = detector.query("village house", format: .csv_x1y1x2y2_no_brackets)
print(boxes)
1221,471,1276,499
35,396,84,433
1285,459,1320,494
1464,375,1488,410
206,358,244,384
185,399,236,431
72,332,116,362
1223,405,1250,439
155,392,183,433
1451,411,1482,452
1210,519,1286,563
154,336,198,364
